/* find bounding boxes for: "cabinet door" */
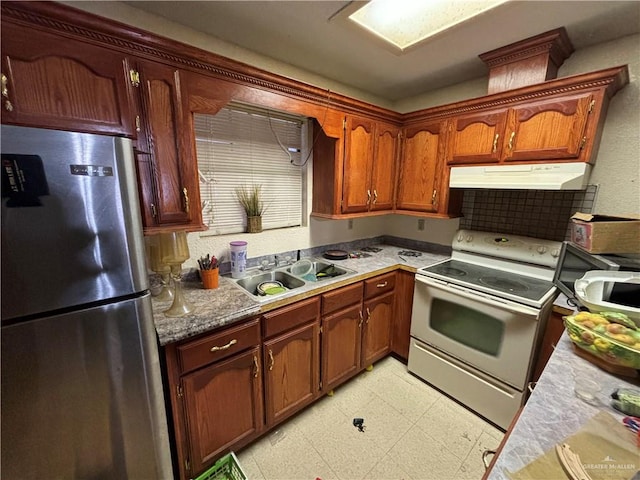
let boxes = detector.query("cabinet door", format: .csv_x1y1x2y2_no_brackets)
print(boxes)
362,291,394,367
448,109,508,165
181,347,263,477
396,122,445,212
391,270,415,361
1,21,134,136
134,60,202,231
342,116,375,214
263,322,320,426
371,122,399,211
322,304,362,391
504,93,594,162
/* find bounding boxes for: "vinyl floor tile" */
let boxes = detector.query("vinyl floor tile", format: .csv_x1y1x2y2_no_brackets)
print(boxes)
236,357,504,480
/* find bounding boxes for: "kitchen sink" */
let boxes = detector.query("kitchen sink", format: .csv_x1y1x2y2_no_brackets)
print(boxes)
287,259,354,282
234,270,306,297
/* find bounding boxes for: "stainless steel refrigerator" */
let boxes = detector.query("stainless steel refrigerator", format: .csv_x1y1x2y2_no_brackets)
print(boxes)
1,125,173,479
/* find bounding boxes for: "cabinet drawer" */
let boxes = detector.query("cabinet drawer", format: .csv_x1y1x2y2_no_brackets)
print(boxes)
262,296,320,338
322,282,363,315
364,272,396,299
177,318,260,374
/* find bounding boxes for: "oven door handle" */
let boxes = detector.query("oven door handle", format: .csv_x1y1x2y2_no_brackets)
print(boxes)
415,275,541,317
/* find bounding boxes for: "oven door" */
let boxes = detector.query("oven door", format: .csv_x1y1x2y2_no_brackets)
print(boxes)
410,275,541,389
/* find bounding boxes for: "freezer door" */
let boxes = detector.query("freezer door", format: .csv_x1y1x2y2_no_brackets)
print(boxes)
0,294,173,479
1,125,148,321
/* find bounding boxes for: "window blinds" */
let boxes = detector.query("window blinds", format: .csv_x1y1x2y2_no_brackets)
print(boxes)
194,105,306,235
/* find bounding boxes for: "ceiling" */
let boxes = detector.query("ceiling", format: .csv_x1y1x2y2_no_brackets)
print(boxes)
124,1,640,101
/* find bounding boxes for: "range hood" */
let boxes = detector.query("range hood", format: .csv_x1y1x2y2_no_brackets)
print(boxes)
449,162,591,190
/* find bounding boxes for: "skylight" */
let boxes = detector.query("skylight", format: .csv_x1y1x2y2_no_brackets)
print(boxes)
347,0,509,53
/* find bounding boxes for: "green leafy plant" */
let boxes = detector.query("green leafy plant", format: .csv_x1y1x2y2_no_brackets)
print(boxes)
235,184,266,217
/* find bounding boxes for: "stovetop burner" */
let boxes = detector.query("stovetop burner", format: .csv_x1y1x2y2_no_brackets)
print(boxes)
397,250,422,257
360,246,383,253
431,266,467,277
418,258,555,307
478,276,529,293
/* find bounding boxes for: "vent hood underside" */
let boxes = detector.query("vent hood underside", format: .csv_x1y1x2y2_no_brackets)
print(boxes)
449,162,591,190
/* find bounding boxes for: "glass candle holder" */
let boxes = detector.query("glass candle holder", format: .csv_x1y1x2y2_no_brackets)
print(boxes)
159,231,194,317
145,235,174,302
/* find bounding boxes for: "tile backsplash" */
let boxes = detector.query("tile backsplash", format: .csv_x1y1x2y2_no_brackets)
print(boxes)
458,185,598,241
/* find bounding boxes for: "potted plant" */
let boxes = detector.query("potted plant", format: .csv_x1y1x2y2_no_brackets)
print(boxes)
235,184,266,233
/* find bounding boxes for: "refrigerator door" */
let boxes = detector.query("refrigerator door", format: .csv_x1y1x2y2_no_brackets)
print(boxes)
1,125,148,322
1,293,173,479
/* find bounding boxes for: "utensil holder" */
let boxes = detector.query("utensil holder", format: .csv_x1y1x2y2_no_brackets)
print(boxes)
201,268,219,289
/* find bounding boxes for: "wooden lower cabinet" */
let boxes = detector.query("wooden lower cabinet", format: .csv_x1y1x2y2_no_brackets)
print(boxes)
262,299,321,426
166,272,401,478
362,291,394,366
321,273,396,392
181,347,263,476
391,270,416,361
322,303,363,392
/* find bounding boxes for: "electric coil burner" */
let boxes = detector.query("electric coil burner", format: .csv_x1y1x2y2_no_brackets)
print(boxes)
408,229,562,429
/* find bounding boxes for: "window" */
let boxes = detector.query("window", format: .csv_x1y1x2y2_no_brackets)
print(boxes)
194,104,308,235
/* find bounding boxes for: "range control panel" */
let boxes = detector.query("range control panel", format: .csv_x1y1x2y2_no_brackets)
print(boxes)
454,229,562,268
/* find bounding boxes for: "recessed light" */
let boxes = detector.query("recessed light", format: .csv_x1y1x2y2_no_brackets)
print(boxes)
345,0,509,53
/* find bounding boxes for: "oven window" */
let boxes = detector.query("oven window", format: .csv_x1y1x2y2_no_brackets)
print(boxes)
430,298,504,356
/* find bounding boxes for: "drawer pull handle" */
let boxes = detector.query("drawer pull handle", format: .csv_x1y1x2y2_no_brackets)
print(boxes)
210,338,237,352
268,349,274,371
253,355,259,378
376,281,388,288
366,307,371,324
358,310,364,328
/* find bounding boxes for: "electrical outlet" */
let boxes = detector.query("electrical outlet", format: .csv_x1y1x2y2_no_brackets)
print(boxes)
418,219,425,231
348,219,353,230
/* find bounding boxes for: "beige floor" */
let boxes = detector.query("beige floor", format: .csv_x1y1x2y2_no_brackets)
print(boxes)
236,356,504,480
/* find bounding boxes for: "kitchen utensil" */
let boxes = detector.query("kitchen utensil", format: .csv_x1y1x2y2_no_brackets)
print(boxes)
290,259,312,277
323,249,348,260
316,263,340,278
257,280,284,295
263,286,287,295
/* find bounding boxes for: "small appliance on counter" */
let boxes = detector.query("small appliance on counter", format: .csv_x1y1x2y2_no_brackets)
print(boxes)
574,271,640,322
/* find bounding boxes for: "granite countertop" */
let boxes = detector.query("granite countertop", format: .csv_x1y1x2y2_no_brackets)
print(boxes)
152,243,449,345
486,333,640,479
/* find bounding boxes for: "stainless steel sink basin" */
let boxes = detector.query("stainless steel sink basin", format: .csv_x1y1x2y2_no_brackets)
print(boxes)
234,270,305,297
287,259,353,282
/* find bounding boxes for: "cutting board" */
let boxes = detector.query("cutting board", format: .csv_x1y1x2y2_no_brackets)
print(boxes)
509,412,639,480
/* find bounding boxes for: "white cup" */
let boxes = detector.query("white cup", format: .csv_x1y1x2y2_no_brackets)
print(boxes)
230,241,248,279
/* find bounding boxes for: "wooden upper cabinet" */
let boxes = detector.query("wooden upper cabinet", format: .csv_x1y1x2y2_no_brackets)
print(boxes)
133,60,204,233
342,116,398,214
342,116,375,213
0,21,134,136
371,122,399,211
447,92,598,165
447,109,508,165
396,121,446,213
504,93,594,162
